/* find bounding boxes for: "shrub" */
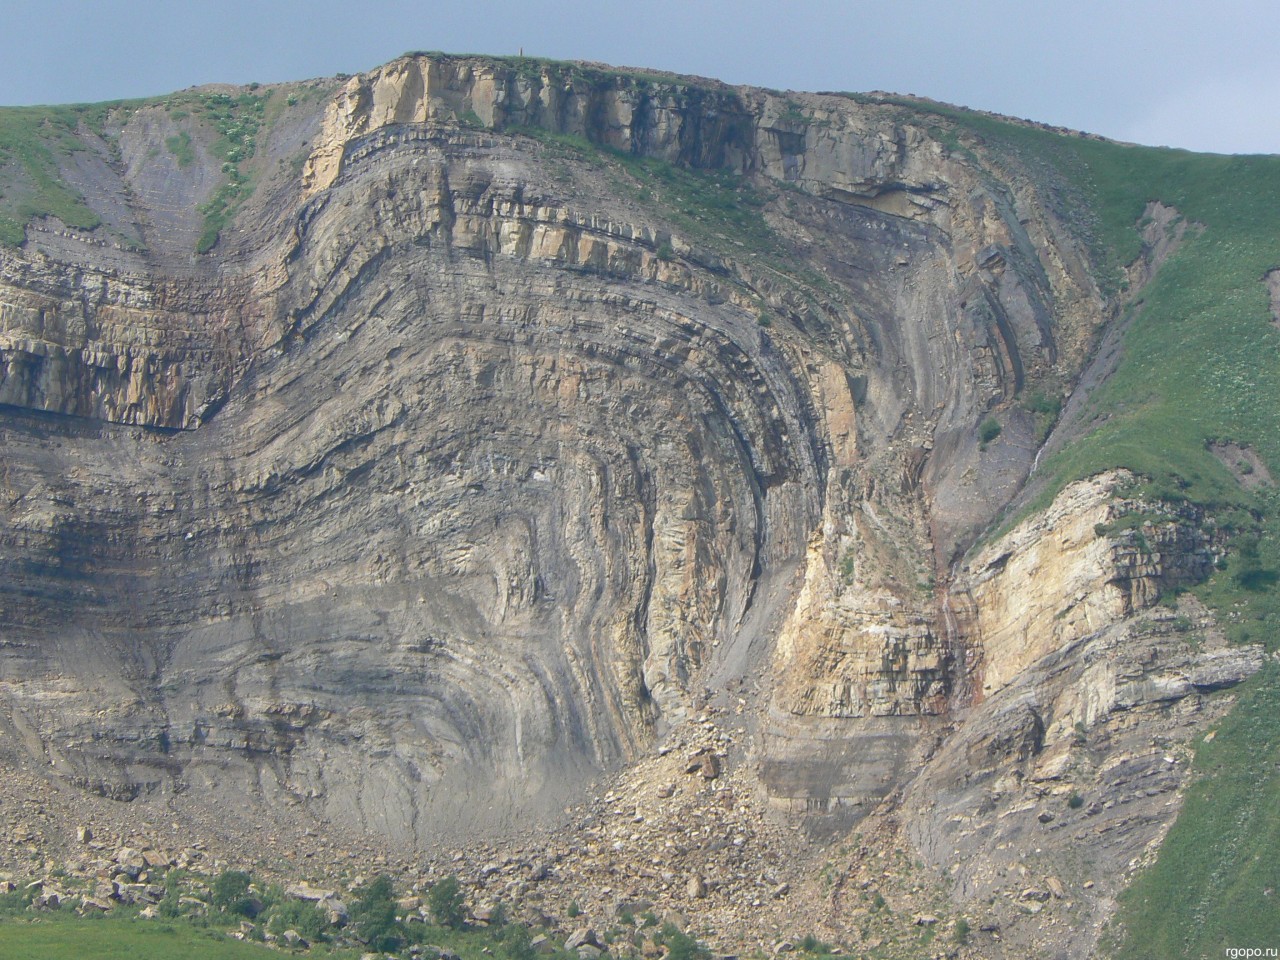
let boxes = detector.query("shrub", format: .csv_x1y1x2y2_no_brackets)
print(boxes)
800,933,831,953
211,870,256,917
427,875,467,930
660,923,709,960
352,875,403,951
979,417,1002,445
503,923,537,960
268,897,328,942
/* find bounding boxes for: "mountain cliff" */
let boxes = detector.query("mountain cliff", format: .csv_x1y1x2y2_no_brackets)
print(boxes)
1,53,1278,958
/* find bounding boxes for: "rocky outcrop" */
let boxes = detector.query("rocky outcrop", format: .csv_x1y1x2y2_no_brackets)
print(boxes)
887,474,1260,958
957,470,1223,697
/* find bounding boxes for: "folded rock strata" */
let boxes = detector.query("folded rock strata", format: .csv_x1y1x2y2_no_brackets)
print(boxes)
0,53,1258,956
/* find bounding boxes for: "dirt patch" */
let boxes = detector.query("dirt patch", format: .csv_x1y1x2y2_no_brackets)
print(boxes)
1209,440,1274,489
1125,201,1198,291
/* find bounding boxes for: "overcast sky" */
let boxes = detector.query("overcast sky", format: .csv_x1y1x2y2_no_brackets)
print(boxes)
4,0,1279,154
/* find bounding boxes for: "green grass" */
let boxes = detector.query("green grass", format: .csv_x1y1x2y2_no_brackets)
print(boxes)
896,101,1280,640
508,124,854,338
1023,145,1280,642
0,85,301,251
610,151,780,257
188,90,268,252
509,125,786,270
165,130,194,167
0,915,317,960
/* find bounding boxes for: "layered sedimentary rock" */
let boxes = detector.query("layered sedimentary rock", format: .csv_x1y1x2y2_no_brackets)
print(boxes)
0,53,1258,955
888,472,1261,958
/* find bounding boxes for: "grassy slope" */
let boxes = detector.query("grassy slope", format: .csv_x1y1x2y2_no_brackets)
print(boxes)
0,84,320,252
0,915,334,960
905,107,1280,958
0,103,126,244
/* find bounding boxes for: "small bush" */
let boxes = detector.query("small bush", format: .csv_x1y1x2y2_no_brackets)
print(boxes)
165,131,194,167
799,933,831,954
268,897,328,942
979,417,1002,445
210,870,256,917
660,923,709,960
352,875,403,951
427,875,467,930
1068,792,1085,809
503,923,537,960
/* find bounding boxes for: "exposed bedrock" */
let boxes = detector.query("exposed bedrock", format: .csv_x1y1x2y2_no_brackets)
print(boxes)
0,54,1138,857
887,472,1262,958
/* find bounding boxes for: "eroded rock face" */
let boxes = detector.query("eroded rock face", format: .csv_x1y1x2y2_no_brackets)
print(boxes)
887,473,1262,959
0,53,1243,955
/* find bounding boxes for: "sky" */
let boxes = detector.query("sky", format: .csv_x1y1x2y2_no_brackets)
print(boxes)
4,0,1280,154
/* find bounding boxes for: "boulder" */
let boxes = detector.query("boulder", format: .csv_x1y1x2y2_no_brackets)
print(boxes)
566,927,601,950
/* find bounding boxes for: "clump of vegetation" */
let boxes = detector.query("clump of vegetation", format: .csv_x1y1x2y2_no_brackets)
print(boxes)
978,416,1002,447
192,90,267,252
351,874,403,952
427,874,467,929
799,933,832,954
210,869,258,918
265,895,328,942
165,130,195,167
613,152,778,258
1021,388,1062,442
656,922,710,960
